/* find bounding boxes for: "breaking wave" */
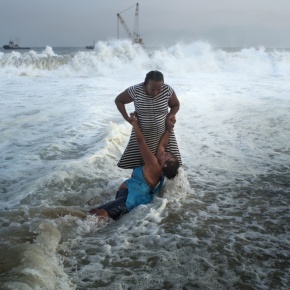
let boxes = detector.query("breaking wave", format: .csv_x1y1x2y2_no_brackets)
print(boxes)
0,40,289,77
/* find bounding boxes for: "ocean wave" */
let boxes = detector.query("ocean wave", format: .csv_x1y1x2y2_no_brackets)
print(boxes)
0,40,289,77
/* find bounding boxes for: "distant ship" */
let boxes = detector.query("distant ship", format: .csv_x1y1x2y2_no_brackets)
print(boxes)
86,41,95,49
3,40,30,50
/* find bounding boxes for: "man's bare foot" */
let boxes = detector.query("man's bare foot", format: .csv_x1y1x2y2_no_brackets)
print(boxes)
88,208,109,218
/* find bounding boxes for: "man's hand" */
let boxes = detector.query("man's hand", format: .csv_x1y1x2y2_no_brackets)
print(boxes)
129,112,138,126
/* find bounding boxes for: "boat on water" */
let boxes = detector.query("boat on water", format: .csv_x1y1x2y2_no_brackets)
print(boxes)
86,41,95,49
3,40,30,50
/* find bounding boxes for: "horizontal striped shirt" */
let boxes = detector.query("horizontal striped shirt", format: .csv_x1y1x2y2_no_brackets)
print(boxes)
117,83,182,169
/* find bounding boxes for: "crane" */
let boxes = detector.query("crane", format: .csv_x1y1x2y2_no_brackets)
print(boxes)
117,3,144,46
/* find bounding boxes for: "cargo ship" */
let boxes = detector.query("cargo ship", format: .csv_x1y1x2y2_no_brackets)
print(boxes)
3,40,30,50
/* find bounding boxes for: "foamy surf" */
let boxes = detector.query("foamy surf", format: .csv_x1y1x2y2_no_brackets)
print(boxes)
1,40,289,289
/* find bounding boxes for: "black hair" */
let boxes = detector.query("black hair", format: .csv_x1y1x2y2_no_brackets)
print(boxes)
144,70,164,85
162,155,180,179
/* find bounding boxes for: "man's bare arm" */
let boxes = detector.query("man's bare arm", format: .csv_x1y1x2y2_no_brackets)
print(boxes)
156,115,175,156
130,113,157,167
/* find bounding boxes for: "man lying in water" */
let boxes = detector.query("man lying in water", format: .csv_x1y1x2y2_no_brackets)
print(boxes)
88,112,180,220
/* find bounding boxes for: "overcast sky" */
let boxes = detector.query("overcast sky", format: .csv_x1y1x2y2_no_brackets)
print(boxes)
1,0,290,48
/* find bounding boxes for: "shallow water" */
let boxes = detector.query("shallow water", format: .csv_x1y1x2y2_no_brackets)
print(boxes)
0,41,290,289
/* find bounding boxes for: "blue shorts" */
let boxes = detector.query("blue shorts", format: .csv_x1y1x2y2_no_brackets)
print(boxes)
97,188,129,220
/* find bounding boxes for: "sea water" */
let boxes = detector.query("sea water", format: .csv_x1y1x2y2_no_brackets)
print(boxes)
0,40,289,290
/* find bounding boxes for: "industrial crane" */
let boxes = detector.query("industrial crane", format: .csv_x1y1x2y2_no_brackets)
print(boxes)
117,3,144,46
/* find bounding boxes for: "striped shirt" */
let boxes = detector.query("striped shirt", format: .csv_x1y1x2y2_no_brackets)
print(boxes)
117,83,182,169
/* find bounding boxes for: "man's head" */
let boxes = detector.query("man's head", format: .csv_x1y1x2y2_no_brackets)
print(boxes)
162,153,180,179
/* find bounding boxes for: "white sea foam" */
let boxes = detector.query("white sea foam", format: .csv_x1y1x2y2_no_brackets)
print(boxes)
2,222,75,290
1,40,289,78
